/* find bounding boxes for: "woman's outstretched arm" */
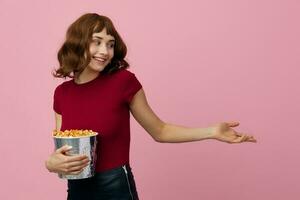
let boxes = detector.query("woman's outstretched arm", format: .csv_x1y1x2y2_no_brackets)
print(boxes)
130,89,257,144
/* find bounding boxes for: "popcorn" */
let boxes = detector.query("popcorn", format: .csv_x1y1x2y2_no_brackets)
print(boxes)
53,129,97,137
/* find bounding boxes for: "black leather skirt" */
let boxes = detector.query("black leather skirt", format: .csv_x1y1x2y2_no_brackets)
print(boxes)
67,164,139,200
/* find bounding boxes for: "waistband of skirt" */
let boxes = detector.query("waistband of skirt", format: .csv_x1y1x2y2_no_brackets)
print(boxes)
94,163,132,177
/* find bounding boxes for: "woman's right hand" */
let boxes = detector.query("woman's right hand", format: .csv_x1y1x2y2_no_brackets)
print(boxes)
45,145,90,175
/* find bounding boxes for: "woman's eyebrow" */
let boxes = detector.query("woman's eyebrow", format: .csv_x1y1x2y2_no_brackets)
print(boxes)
93,36,115,42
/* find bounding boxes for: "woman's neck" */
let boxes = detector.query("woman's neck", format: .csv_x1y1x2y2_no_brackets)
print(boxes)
74,69,100,84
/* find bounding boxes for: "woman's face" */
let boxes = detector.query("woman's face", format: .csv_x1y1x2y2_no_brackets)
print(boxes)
87,27,115,72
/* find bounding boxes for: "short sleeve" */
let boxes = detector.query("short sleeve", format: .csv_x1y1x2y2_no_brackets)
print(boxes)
123,71,143,104
53,85,62,114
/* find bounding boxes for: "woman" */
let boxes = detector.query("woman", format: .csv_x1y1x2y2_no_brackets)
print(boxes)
45,13,257,200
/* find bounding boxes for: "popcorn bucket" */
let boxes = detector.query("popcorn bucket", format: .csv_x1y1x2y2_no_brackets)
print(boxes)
53,132,98,179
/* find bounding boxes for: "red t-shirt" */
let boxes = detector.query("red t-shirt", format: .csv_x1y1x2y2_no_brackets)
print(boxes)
53,69,142,172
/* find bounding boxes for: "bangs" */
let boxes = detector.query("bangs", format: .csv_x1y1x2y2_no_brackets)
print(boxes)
93,20,116,37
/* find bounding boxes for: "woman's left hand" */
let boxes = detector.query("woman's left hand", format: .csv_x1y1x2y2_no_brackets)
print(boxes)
212,121,257,144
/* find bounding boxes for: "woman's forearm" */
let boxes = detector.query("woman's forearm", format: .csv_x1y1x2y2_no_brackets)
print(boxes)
157,123,217,143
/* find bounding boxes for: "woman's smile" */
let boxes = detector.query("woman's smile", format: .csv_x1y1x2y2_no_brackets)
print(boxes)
93,56,107,64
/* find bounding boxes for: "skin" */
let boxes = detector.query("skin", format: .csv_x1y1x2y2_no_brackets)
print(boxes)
45,28,257,175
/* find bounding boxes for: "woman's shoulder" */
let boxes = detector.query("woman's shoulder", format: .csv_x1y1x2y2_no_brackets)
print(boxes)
54,79,73,91
113,68,137,80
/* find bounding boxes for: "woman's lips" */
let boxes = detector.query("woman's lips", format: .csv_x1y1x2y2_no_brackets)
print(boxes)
93,57,107,63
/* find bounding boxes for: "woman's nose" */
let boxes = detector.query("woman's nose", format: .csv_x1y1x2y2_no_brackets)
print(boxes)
98,44,108,55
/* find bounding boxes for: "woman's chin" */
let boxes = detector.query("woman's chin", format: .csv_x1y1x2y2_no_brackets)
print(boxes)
88,64,107,72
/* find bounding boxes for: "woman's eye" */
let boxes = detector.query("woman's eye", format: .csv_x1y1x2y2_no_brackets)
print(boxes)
92,40,100,45
92,40,114,48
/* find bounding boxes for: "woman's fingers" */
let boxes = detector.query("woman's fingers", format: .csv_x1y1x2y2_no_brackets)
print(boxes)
67,158,90,168
56,145,73,154
244,135,257,142
236,135,247,143
66,154,89,162
58,154,90,175
61,158,90,175
231,134,247,143
67,162,89,173
247,136,257,143
235,133,242,137
226,121,240,127
232,133,257,143
62,167,85,175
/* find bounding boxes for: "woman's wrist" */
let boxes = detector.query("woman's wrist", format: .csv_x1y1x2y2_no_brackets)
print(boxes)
200,126,218,140
45,158,54,173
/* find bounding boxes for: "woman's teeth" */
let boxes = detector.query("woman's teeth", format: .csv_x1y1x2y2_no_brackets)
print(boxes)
93,57,106,62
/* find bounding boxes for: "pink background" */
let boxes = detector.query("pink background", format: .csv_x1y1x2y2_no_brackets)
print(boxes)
1,0,299,199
